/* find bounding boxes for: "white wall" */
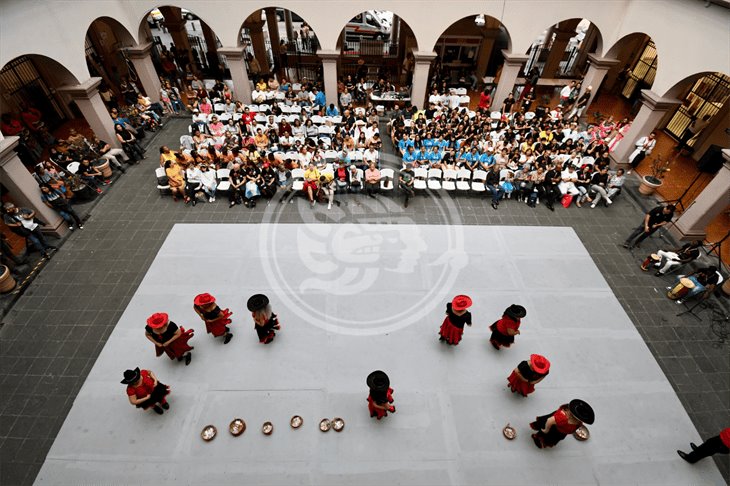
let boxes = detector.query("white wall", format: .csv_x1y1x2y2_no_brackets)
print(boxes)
1,0,728,95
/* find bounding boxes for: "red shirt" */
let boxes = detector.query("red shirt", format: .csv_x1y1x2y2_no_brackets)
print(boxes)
496,315,520,335
721,428,730,448
554,408,579,434
126,370,154,398
478,93,491,110
241,112,255,125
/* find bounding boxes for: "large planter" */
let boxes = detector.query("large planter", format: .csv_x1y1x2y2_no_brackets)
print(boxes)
722,278,730,298
96,159,112,178
638,175,663,196
0,265,16,293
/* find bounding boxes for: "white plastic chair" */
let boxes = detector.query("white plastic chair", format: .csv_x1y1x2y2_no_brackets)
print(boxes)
324,150,339,162
471,169,487,192
427,168,442,190
459,95,471,105
155,167,170,195
291,168,305,191
442,169,457,191
214,103,225,114
456,168,471,191
66,161,80,174
413,167,428,190
380,168,394,190
311,115,325,124
216,168,231,192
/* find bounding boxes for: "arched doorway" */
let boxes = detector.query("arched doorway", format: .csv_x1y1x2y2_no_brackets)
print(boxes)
524,18,602,79
605,33,658,106
238,8,322,83
432,14,510,90
85,17,138,100
336,11,417,89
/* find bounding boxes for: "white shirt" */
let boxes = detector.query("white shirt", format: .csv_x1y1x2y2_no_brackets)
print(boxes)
560,85,572,98
199,169,217,188
363,149,379,163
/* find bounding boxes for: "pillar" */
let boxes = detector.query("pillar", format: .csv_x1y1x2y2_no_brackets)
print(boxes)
492,50,529,111
669,151,730,241
319,50,339,108
573,24,599,74
410,51,437,109
162,7,196,73
579,54,619,112
476,26,501,79
265,8,281,75
59,77,120,148
248,17,270,75
542,27,574,78
126,42,162,102
201,22,220,73
609,89,681,168
218,47,252,104
284,11,295,42
691,99,730,161
0,137,67,236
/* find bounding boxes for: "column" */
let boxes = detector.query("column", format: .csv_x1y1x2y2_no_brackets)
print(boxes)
541,27,574,78
162,7,196,73
59,77,120,148
669,151,730,241
248,17,270,75
573,24,599,74
609,90,681,168
218,47,252,104
126,42,162,102
0,137,67,236
579,54,619,112
265,8,281,76
202,23,220,74
410,51,437,109
318,50,339,108
476,26,501,79
284,10,294,42
492,50,529,111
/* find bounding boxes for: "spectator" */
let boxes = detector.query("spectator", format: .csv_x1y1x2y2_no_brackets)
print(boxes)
303,162,320,207
364,161,381,198
199,164,217,202
399,162,415,208
164,160,185,201
40,184,83,230
2,202,57,258
115,124,144,162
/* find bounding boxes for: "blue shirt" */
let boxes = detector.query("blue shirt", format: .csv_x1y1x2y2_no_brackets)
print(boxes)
402,152,417,163
326,106,339,117
479,154,496,166
463,152,480,163
423,139,434,148
426,151,442,163
415,149,429,161
314,92,326,107
398,139,414,152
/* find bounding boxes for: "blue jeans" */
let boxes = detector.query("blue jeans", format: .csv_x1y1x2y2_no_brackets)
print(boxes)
27,229,50,252
486,184,504,204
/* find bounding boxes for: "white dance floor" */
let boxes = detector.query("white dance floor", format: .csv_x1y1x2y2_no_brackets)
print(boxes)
35,224,725,485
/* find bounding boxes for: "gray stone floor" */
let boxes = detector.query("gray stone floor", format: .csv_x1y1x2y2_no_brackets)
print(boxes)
0,117,728,485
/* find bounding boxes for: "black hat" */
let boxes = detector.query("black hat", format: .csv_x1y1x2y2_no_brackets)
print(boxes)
569,399,595,424
504,304,526,320
121,367,141,385
366,370,390,392
247,294,270,312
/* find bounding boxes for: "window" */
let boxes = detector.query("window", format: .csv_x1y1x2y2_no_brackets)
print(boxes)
665,73,730,145
0,56,65,129
622,40,657,99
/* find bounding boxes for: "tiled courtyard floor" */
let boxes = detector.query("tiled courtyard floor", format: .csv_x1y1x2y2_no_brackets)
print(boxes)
0,117,728,485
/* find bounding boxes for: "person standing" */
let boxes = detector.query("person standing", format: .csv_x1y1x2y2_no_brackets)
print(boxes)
677,428,730,464
2,202,57,258
489,304,526,350
540,163,561,211
367,370,395,420
399,163,415,208
438,295,473,345
676,115,711,152
247,294,281,344
623,204,675,250
507,354,550,397
530,399,595,449
628,132,656,172
566,86,592,121
485,165,504,210
193,293,233,344
144,312,194,365
121,367,171,415
39,185,84,230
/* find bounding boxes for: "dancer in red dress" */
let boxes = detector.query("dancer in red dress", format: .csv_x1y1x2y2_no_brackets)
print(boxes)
530,399,594,448
193,293,233,344
438,295,472,345
367,370,395,420
489,304,526,350
144,312,194,365
247,294,281,344
122,367,171,415
507,354,550,397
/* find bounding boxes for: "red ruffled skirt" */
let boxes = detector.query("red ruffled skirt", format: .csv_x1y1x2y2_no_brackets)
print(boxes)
507,370,535,397
155,327,194,360
439,317,464,345
205,309,232,337
367,388,395,419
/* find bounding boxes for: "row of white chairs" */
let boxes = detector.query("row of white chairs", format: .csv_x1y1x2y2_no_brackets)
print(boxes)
409,168,514,193
290,167,395,192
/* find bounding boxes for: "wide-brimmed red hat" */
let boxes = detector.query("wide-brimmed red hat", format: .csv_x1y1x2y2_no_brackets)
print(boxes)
451,295,473,312
194,293,216,307
530,354,551,374
146,312,169,329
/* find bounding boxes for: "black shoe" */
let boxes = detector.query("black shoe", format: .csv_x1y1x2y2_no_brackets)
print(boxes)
404,198,409,208
623,243,630,249
161,401,169,410
490,340,500,350
546,204,554,212
690,442,698,451
153,406,164,415
48,245,58,250
185,353,192,366
654,271,664,276
223,333,233,344
192,199,197,207
491,203,498,210
677,450,693,463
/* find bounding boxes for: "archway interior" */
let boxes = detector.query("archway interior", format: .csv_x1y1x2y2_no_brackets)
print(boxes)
85,18,138,98
664,72,730,145
524,18,600,79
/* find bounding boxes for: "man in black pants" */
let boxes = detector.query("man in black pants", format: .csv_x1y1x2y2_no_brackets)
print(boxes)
399,163,415,208
485,165,504,210
623,204,675,249
677,428,729,463
540,163,561,211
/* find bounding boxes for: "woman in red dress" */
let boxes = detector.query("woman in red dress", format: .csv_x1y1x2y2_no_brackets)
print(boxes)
193,293,233,344
530,399,594,448
367,370,395,420
489,304,526,350
247,294,281,344
507,354,550,397
122,367,171,415
438,295,472,345
144,312,194,365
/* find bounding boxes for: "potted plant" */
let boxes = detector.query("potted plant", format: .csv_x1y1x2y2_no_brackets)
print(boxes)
0,265,17,293
638,155,671,196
